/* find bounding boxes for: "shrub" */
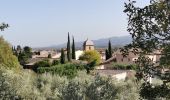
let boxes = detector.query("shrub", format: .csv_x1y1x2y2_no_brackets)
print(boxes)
37,63,79,79
52,60,59,66
33,59,51,72
111,63,137,70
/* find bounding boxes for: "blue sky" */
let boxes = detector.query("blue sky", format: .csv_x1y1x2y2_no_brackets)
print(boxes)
0,0,150,47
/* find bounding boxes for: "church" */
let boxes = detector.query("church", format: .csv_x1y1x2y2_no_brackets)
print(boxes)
83,39,95,51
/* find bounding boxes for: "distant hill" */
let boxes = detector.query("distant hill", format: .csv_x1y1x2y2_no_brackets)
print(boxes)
50,35,132,49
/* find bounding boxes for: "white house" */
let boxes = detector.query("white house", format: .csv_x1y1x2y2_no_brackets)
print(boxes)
75,50,84,60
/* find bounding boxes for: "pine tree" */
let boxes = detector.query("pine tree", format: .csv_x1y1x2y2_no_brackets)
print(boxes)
67,32,71,62
60,48,65,64
108,40,112,58
72,36,76,59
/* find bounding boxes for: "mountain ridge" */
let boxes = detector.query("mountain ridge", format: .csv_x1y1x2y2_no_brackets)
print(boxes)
50,35,132,49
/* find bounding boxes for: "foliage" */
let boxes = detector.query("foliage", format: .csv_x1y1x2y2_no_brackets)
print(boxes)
111,63,137,70
33,59,51,72
79,50,101,65
85,60,97,74
140,82,170,99
18,52,29,65
52,60,60,66
23,46,32,58
124,0,170,99
0,37,20,70
67,32,71,62
0,67,140,100
37,63,79,79
17,46,32,65
60,48,65,64
72,36,76,59
86,75,117,100
0,23,8,31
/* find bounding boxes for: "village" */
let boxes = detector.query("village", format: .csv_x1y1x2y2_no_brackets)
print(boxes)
12,34,162,82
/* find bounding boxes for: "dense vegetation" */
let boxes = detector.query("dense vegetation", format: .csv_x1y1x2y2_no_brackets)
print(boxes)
0,67,140,100
0,37,20,70
37,63,84,78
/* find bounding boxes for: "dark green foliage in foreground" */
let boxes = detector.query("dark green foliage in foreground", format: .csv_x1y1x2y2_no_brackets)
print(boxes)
140,82,170,99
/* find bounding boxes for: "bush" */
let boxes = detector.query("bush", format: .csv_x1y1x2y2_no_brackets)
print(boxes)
52,60,59,66
111,63,137,70
33,59,51,72
37,63,80,78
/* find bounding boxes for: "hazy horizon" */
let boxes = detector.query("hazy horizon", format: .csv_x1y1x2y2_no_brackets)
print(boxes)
0,0,150,47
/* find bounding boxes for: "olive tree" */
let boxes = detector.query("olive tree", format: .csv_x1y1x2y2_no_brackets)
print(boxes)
124,0,170,99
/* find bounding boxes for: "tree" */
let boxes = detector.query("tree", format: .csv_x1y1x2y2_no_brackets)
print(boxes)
79,50,101,65
108,40,112,59
18,46,32,65
124,0,170,99
0,23,8,31
48,54,52,58
85,59,97,74
105,49,109,60
67,32,71,62
23,46,32,58
60,48,65,64
0,37,20,70
72,36,76,59
16,45,22,52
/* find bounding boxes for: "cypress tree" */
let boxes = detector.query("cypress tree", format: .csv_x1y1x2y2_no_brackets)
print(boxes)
67,32,71,62
72,36,76,59
105,49,109,60
108,40,112,58
60,48,65,64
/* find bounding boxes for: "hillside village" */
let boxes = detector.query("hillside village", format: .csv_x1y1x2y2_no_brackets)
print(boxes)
12,33,163,81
